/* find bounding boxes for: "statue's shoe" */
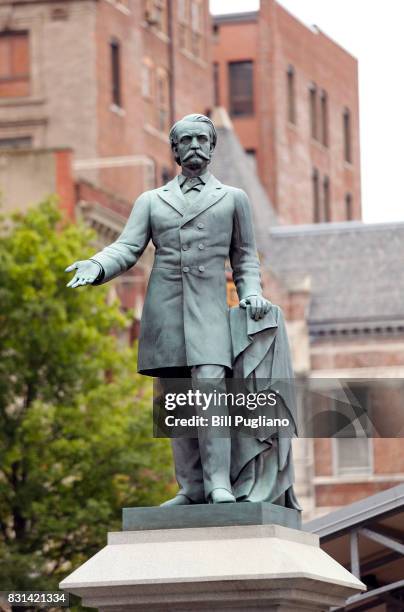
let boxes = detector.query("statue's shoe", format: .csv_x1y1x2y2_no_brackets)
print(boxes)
160,494,192,506
210,488,236,503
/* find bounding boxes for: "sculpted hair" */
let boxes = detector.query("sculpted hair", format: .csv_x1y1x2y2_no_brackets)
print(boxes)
169,114,217,149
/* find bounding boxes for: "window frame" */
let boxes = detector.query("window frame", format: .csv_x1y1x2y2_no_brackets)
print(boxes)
287,65,296,125
110,38,122,108
309,83,317,140
323,175,330,222
343,107,352,163
332,385,373,477
312,167,320,223
228,60,254,117
0,30,30,98
345,192,353,220
320,89,328,147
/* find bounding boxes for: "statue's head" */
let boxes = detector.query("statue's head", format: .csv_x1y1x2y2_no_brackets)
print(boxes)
169,114,217,173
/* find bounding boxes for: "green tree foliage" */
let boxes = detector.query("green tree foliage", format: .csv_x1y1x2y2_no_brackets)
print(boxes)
0,200,175,595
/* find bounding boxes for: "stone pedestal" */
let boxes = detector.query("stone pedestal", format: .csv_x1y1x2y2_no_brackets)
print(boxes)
60,506,364,611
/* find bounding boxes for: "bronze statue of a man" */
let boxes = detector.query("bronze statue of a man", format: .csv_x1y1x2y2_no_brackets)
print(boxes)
66,114,272,506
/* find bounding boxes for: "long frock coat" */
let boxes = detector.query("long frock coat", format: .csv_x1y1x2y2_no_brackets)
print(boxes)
91,173,263,376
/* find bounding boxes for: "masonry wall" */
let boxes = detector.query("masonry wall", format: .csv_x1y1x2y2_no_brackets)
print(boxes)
0,147,74,216
213,0,362,225
270,1,361,224
0,0,98,182
309,334,404,514
0,0,213,206
94,0,213,203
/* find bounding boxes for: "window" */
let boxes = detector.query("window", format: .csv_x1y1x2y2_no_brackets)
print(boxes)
178,0,187,22
110,40,122,107
335,438,372,475
156,69,169,132
191,31,202,58
190,1,202,57
0,31,30,98
141,61,153,98
312,168,320,222
334,386,372,476
191,0,202,31
0,136,32,149
287,65,296,124
309,83,317,139
343,107,352,163
213,62,220,106
345,193,353,220
228,61,254,117
323,176,330,222
320,90,328,146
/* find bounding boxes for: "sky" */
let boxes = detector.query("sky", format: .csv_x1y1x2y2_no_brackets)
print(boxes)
210,0,404,224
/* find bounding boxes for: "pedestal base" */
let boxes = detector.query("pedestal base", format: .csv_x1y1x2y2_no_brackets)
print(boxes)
123,501,301,531
60,522,364,611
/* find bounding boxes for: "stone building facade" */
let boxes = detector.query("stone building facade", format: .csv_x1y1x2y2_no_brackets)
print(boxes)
212,1,362,225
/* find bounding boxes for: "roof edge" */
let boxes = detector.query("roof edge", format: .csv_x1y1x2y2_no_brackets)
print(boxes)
304,484,404,539
212,11,258,24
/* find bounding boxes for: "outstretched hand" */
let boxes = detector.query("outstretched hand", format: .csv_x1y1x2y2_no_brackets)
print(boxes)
65,260,101,288
239,295,271,320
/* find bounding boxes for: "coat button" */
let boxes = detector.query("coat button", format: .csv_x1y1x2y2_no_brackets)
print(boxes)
182,244,189,251
198,265,205,272
198,243,205,250
197,222,204,229
183,266,190,273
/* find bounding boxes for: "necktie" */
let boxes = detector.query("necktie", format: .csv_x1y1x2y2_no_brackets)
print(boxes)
181,176,205,204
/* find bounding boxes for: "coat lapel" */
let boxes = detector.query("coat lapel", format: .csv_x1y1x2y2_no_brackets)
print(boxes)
180,174,227,227
157,177,186,216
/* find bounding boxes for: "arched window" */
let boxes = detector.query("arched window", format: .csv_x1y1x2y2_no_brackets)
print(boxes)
312,168,320,222
287,65,296,124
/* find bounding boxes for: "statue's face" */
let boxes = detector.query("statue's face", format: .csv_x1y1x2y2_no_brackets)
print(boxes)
173,121,214,172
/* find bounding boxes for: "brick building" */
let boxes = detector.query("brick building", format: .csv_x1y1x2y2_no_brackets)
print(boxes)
212,2,361,225
0,0,213,204
210,115,404,520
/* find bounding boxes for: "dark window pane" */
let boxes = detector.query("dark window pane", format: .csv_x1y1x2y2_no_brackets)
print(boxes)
309,84,317,139
287,66,296,124
228,61,253,117
110,40,122,107
343,108,352,163
213,62,220,106
323,176,330,221
320,90,328,146
312,168,320,222
345,193,353,220
0,136,32,149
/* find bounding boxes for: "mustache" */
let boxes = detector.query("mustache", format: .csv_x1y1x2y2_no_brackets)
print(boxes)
183,149,211,161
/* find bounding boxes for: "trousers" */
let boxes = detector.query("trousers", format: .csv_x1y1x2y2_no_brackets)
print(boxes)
160,364,231,502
